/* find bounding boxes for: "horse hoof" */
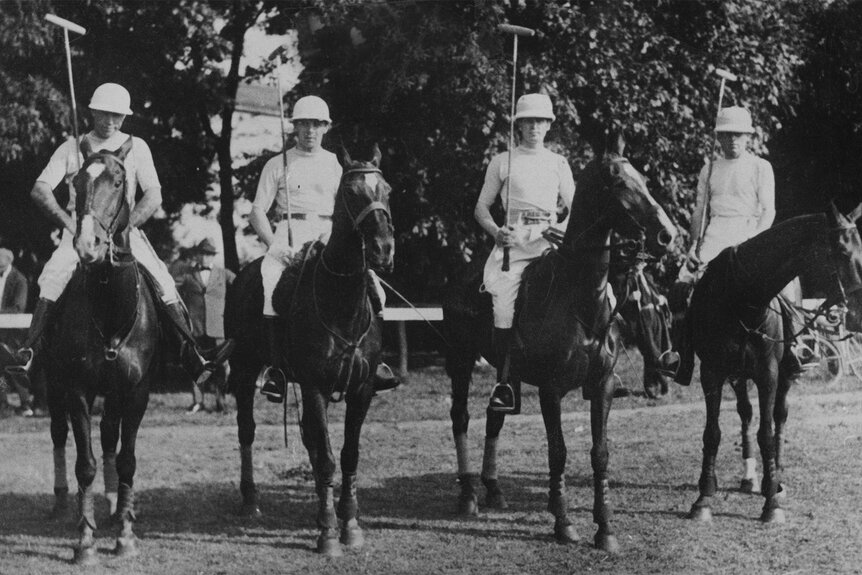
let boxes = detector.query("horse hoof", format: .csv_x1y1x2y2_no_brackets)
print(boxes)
739,479,756,494
239,503,262,518
484,491,508,510
688,505,713,522
760,507,786,524
593,531,620,554
339,520,364,549
317,535,343,557
457,494,479,517
74,545,98,566
553,521,579,544
114,535,140,558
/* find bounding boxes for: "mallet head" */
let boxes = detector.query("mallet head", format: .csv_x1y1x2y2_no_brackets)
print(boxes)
45,14,86,35
714,68,738,82
498,23,535,37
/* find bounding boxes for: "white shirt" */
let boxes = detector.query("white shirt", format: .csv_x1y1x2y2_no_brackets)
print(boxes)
37,131,160,211
477,145,575,216
698,152,774,219
253,147,342,218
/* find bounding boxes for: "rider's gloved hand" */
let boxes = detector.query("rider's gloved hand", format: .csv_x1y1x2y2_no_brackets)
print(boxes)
685,251,702,272
495,225,515,248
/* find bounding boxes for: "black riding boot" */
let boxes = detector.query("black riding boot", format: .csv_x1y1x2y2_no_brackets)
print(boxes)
259,317,287,403
367,272,401,395
7,298,55,376
164,302,233,383
489,327,516,412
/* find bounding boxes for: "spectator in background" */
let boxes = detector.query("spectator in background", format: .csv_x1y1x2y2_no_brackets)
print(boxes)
173,238,235,413
0,248,34,416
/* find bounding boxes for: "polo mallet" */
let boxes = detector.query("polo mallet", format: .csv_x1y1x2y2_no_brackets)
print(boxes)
268,44,293,249
498,23,535,271
695,68,738,259
45,14,87,174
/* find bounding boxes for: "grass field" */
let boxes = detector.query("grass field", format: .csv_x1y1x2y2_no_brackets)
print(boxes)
1,353,861,574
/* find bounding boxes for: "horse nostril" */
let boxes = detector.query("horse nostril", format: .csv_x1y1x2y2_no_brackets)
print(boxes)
657,229,672,246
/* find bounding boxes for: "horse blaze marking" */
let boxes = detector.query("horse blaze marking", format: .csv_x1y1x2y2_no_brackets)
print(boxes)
364,173,379,190
80,215,95,237
86,163,106,179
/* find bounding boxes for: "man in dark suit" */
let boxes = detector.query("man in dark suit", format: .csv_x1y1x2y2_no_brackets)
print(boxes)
0,248,33,416
173,238,235,413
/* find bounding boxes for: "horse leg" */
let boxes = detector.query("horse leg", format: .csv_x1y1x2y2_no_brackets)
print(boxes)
67,387,98,565
337,387,373,549
774,371,791,475
234,366,261,517
301,388,341,557
756,364,785,524
537,387,579,544
100,391,121,518
731,378,758,494
689,368,725,522
47,381,70,520
588,379,620,552
480,403,508,510
449,357,478,516
112,379,149,558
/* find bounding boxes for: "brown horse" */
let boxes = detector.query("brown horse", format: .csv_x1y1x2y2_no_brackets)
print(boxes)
443,132,676,552
686,202,862,524
226,146,394,557
43,137,161,564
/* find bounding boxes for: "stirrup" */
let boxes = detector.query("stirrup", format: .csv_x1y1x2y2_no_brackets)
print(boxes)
257,366,286,403
5,348,34,376
372,363,401,395
655,349,681,377
489,382,516,413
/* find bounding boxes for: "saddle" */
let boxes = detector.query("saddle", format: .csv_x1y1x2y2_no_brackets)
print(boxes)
272,240,325,317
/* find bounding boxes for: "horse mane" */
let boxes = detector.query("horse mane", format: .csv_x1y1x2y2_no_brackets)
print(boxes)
272,240,326,317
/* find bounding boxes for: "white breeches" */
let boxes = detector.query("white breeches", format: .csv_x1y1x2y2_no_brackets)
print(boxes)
38,228,178,303
261,217,386,316
678,214,759,283
481,222,615,329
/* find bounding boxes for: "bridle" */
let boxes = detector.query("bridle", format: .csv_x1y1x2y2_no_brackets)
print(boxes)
340,166,392,231
320,166,392,276
77,152,130,264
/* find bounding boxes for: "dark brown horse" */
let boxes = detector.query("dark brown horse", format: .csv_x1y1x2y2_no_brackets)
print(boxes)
43,137,161,564
686,202,862,524
444,133,676,552
227,147,394,557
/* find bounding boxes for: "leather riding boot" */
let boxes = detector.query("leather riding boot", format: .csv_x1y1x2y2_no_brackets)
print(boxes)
164,302,232,383
489,328,516,412
259,317,287,403
7,298,55,376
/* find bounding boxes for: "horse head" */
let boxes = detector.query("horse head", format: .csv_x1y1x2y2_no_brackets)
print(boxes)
333,144,395,273
73,137,133,266
575,125,676,257
827,201,862,331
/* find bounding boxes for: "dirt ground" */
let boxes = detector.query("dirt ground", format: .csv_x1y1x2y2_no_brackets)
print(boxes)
1,359,861,575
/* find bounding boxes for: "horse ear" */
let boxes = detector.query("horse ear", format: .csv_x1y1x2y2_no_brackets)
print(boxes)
849,202,862,223
607,124,626,157
79,137,93,160
338,145,353,168
115,136,134,161
370,143,382,168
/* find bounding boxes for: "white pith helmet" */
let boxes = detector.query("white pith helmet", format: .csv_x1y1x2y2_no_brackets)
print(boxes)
714,106,754,133
513,93,555,121
290,95,331,123
88,83,133,116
